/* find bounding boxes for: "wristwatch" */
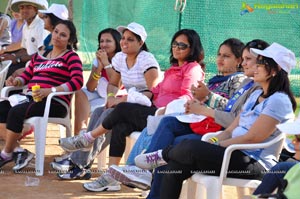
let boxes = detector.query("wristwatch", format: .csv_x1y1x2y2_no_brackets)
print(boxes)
51,87,57,92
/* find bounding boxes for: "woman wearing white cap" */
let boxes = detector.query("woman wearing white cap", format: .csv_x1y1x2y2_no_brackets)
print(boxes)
54,22,161,179
57,27,204,186
39,3,69,51
134,43,297,198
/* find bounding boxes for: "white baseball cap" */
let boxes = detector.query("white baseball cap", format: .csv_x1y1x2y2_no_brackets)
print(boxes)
250,42,296,74
39,3,68,20
277,118,300,153
117,22,147,42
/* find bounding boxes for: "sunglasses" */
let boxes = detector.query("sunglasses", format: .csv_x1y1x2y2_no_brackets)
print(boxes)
248,41,264,49
172,41,190,50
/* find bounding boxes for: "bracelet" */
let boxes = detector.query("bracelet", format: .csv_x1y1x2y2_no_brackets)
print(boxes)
16,78,22,86
92,72,101,80
104,64,112,69
209,137,219,145
107,92,115,97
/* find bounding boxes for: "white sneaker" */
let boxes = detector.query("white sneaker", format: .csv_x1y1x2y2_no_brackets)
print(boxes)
83,173,121,192
59,133,93,152
108,165,152,190
134,150,167,170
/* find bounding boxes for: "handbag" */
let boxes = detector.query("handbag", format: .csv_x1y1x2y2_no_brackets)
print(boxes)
189,116,222,135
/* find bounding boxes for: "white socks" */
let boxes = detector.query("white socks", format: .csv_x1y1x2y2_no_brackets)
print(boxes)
1,150,12,159
84,131,96,143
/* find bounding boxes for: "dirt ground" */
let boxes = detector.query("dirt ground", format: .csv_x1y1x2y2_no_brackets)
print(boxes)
0,123,245,199
0,124,146,199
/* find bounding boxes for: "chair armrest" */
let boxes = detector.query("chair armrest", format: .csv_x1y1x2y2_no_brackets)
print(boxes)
1,85,27,98
43,91,74,119
201,131,223,141
155,107,165,116
218,133,285,182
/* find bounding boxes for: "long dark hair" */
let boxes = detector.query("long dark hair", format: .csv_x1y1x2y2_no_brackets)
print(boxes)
260,56,297,111
169,29,204,65
97,28,121,54
55,20,78,50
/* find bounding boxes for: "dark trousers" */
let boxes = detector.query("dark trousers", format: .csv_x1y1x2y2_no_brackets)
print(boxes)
0,98,67,133
102,102,157,157
160,139,266,199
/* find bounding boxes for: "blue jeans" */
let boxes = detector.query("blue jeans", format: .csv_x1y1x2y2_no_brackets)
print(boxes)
253,161,298,195
146,116,196,153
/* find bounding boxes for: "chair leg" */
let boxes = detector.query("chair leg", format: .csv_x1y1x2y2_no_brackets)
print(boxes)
97,146,108,170
33,118,47,176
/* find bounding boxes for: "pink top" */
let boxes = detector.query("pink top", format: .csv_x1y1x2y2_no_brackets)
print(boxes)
152,61,205,108
19,50,83,105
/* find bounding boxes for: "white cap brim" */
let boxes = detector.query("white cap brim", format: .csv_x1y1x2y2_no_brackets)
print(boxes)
276,121,300,135
250,48,272,59
277,121,300,153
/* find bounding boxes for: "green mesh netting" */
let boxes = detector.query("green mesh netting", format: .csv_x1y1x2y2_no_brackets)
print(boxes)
1,0,299,96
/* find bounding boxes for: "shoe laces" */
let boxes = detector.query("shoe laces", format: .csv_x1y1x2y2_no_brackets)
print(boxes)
95,174,111,186
71,135,88,148
146,152,161,166
14,151,27,165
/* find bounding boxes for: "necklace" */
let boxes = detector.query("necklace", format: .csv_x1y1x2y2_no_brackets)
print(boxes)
49,49,67,59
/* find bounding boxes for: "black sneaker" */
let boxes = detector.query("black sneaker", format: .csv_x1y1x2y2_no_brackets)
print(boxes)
0,154,13,168
57,166,91,180
12,149,34,172
50,157,74,172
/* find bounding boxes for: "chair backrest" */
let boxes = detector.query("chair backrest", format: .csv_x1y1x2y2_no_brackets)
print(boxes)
0,60,12,92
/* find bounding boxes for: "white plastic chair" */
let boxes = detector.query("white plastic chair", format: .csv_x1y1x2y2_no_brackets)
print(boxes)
1,86,74,176
185,131,286,199
0,60,12,92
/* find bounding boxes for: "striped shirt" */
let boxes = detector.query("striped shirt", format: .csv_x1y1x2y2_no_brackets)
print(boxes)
112,51,160,92
19,50,83,105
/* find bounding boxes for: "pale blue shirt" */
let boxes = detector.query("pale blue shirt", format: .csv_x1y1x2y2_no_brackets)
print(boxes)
232,89,294,169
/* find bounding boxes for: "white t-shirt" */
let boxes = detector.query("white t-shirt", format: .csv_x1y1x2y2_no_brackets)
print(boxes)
21,15,47,55
112,50,160,92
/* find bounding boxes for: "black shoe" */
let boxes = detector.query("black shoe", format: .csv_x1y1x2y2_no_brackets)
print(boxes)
57,166,91,180
0,154,13,168
13,149,34,172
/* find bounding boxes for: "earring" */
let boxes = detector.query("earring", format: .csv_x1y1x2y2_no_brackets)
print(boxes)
272,73,276,77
